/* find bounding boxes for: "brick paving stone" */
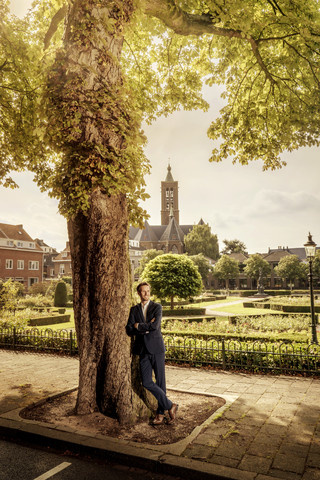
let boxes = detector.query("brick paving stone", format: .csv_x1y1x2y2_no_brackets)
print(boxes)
265,416,292,427
238,414,268,427
238,454,272,474
306,453,320,468
181,444,214,460
207,454,239,468
259,424,289,436
214,440,248,460
272,453,307,474
253,433,283,447
246,441,279,458
278,442,309,457
269,469,304,480
302,468,320,480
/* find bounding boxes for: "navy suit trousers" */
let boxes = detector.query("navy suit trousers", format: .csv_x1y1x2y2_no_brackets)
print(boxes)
139,352,173,415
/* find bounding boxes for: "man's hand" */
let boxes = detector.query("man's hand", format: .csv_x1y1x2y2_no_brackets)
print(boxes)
134,322,139,329
151,317,155,323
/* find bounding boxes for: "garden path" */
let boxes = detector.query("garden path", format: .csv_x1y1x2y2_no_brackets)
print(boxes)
205,299,244,317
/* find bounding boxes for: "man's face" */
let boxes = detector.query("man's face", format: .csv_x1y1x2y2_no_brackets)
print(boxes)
138,285,150,304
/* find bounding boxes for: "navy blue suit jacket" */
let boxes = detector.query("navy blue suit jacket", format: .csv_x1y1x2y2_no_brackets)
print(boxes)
126,300,165,355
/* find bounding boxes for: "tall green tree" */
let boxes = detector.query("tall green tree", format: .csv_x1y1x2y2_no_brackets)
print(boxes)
274,255,307,290
213,255,240,290
221,239,248,255
189,253,212,284
184,224,219,260
244,254,271,286
143,254,202,309
1,0,320,423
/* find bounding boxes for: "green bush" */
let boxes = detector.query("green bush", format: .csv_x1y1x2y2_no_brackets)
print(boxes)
18,294,52,308
54,281,68,307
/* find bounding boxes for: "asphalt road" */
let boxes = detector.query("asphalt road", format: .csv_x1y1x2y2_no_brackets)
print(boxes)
0,440,181,480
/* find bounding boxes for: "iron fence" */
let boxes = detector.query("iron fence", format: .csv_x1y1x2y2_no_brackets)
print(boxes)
0,327,77,355
1,327,320,375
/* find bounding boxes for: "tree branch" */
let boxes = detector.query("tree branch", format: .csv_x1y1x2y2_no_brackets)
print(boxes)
44,4,68,50
144,0,243,39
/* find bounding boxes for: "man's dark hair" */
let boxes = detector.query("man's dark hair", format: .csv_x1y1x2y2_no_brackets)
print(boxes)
137,282,150,293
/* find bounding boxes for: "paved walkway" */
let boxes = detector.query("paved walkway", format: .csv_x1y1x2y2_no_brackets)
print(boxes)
1,350,320,480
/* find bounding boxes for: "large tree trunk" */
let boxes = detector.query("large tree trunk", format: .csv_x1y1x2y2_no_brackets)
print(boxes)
45,0,155,423
68,190,153,423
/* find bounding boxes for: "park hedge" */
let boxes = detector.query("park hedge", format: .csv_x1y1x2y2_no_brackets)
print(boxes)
28,314,70,326
162,308,207,316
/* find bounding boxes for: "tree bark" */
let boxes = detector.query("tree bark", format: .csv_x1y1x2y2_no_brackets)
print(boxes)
46,0,156,423
68,190,154,423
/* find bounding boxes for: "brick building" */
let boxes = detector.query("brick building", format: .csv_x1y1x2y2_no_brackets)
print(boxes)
35,238,58,280
52,242,72,278
0,223,44,289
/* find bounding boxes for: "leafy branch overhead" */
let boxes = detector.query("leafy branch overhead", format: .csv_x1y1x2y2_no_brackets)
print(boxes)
1,0,320,218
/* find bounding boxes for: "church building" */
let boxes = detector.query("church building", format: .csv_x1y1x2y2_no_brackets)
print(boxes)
129,165,204,254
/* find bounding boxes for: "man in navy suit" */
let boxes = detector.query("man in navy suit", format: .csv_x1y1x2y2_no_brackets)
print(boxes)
126,282,178,425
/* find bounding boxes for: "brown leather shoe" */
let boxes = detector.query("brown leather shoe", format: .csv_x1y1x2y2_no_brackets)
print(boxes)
152,414,164,425
168,403,179,424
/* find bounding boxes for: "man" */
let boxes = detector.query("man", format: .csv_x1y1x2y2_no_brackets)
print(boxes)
126,282,178,425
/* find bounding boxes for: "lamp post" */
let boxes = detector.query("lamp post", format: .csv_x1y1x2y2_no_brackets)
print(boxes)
304,233,317,344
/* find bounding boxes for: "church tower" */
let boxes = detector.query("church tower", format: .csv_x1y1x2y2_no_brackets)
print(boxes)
161,164,179,225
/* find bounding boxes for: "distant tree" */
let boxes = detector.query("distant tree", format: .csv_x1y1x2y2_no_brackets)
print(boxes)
135,249,164,278
313,250,320,280
221,239,248,255
54,281,68,307
29,281,52,296
0,279,20,311
184,224,219,260
244,255,271,287
189,254,212,284
143,254,202,309
213,255,240,290
274,255,306,290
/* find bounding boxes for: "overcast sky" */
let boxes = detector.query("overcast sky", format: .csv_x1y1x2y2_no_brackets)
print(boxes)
3,0,319,254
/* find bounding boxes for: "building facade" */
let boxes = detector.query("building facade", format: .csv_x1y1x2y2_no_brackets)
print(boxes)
0,223,44,289
52,242,72,278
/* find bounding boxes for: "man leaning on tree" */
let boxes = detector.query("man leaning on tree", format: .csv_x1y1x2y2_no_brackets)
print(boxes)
126,282,178,425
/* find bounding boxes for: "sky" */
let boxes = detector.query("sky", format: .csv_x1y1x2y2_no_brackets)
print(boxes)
2,0,320,254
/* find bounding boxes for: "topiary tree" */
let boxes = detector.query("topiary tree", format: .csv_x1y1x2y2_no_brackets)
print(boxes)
54,281,68,307
143,254,202,309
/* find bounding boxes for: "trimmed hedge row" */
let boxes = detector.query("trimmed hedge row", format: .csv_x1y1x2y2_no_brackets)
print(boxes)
163,331,308,344
28,314,70,326
162,308,207,316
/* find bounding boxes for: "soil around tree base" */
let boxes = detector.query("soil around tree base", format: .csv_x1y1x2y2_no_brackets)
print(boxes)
21,390,225,445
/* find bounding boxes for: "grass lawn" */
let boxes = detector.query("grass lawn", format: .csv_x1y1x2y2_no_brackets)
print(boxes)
188,297,243,308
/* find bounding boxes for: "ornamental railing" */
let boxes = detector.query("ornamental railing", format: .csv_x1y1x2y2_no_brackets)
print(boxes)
1,327,320,375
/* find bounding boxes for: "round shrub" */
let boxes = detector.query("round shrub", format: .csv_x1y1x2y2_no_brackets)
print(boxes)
54,281,68,307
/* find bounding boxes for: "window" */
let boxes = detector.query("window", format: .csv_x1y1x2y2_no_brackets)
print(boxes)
28,261,39,270
170,188,174,197
166,203,169,210
5,259,13,269
28,277,39,287
29,242,35,249
166,189,169,197
17,241,24,247
59,264,65,274
17,260,24,270
6,240,13,246
15,277,24,283
50,269,54,276
62,252,68,258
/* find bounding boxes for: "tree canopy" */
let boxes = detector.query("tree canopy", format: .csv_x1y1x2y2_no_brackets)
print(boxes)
213,255,240,289
221,239,248,255
184,224,219,260
142,254,202,308
244,254,271,280
189,253,212,283
274,255,306,289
